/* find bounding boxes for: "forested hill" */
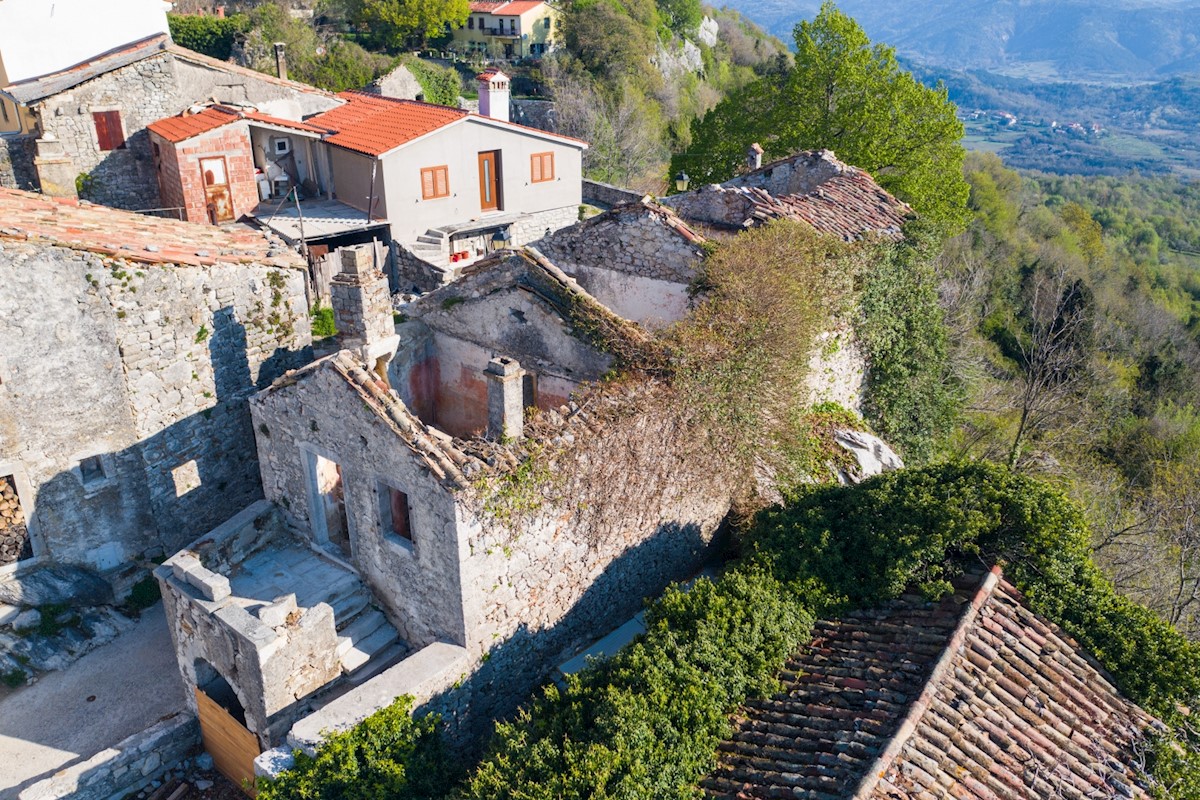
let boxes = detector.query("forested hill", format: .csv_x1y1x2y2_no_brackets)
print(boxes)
716,0,1200,82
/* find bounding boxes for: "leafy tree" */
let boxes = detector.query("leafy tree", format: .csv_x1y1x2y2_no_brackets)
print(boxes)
347,0,469,50
168,13,249,60
672,2,970,236
655,0,701,36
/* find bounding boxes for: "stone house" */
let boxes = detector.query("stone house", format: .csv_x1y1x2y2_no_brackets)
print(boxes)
663,149,913,241
0,2,342,211
452,0,562,59
155,244,740,770
0,187,312,586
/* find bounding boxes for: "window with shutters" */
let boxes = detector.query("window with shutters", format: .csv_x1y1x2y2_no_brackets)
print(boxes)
92,110,126,151
530,152,555,183
468,15,474,28
420,165,450,199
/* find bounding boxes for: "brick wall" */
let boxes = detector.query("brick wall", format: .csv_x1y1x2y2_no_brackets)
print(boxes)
163,123,260,223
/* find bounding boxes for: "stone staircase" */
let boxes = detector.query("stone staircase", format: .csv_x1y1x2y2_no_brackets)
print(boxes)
408,228,450,268
325,574,406,681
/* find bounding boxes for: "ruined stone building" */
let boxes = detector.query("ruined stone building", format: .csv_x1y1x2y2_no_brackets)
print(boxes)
0,187,311,587
0,0,341,210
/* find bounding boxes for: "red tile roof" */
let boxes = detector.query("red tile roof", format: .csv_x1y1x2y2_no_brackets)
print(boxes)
147,105,328,144
704,567,1159,800
0,187,302,268
758,171,913,241
469,0,545,13
308,92,468,157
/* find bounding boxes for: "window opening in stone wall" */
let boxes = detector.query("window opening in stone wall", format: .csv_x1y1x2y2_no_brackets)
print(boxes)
196,659,247,726
79,455,106,487
0,474,31,565
92,110,126,151
308,452,351,558
378,482,413,546
172,459,201,497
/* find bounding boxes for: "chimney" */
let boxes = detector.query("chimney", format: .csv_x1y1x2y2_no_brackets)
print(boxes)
331,245,400,381
477,69,511,123
215,5,226,18
274,42,287,81
485,357,525,441
747,142,764,171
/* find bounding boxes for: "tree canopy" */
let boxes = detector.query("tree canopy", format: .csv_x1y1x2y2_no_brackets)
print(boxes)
671,2,970,236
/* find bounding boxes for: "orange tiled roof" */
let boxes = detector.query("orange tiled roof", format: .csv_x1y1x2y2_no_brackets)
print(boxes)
469,0,545,13
308,92,468,157
0,187,302,268
147,105,328,144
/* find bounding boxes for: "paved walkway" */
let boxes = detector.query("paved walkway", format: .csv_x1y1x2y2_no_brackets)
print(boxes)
0,604,186,799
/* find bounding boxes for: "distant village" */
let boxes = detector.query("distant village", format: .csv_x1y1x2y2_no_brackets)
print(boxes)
963,107,1106,137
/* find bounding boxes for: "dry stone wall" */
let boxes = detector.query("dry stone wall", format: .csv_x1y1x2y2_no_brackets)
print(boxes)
0,135,38,191
0,239,311,573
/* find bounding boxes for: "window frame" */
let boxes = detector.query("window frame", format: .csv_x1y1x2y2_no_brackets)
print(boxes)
92,109,126,151
420,165,450,200
530,151,555,183
377,481,415,551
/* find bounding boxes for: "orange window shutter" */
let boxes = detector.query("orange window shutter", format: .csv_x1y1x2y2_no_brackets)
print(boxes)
422,169,435,199
531,154,541,182
544,153,554,180
436,167,448,197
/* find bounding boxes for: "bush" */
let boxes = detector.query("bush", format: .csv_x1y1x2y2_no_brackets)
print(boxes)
311,303,337,338
464,571,812,799
256,697,450,800
124,576,161,614
401,57,462,107
168,14,248,61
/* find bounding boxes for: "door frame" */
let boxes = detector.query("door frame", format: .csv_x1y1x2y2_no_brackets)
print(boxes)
199,155,234,223
478,150,501,212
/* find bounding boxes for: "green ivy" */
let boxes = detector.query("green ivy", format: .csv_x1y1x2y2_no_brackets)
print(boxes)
400,57,462,108
168,14,249,61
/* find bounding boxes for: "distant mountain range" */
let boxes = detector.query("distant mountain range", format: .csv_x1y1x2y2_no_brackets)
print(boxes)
720,0,1200,82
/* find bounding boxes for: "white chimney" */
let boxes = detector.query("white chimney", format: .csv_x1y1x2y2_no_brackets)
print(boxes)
477,69,511,123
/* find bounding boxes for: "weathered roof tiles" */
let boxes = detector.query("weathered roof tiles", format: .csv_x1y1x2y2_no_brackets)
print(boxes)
0,186,302,268
704,567,1159,800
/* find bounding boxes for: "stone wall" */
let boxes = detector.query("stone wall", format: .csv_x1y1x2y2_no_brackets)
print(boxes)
722,149,845,197
0,239,311,573
511,99,557,133
36,52,178,210
369,65,422,100
582,179,643,209
18,711,200,800
0,134,38,191
151,123,260,223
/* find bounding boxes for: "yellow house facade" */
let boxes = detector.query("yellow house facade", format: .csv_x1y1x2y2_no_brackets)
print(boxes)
451,0,561,60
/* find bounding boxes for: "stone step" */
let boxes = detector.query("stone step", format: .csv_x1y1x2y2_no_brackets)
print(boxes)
416,234,445,246
325,580,369,626
335,607,388,655
346,641,408,685
339,619,401,675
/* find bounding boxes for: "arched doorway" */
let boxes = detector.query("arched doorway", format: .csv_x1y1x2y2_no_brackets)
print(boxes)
194,659,260,795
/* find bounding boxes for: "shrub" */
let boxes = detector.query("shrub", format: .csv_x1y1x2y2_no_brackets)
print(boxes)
124,576,161,614
311,303,337,338
464,571,812,799
168,14,249,61
256,696,450,800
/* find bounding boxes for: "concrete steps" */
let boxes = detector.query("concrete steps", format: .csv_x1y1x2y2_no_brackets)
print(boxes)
335,606,402,675
408,228,450,268
324,575,370,626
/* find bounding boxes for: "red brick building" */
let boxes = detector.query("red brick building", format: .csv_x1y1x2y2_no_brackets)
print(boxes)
148,105,327,224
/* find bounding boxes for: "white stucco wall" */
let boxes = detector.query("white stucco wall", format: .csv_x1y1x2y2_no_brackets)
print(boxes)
0,0,169,86
379,117,583,242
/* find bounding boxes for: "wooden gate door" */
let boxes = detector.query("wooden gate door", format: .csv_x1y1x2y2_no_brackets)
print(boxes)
195,687,260,796
478,151,500,211
200,156,234,223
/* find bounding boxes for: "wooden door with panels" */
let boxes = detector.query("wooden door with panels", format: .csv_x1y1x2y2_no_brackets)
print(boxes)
478,150,500,211
200,156,234,223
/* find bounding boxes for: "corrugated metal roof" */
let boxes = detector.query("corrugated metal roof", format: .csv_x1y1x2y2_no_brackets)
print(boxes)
2,34,169,105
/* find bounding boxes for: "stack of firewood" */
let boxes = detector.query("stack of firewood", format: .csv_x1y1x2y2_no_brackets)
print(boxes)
0,476,30,564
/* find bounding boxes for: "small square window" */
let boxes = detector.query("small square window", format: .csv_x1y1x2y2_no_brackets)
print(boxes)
379,482,413,546
420,165,450,200
469,16,475,28
79,456,106,487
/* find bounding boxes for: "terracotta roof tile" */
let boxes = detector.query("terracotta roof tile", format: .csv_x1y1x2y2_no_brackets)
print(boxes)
469,0,545,12
308,92,468,157
704,568,1159,800
0,187,302,268
147,105,329,143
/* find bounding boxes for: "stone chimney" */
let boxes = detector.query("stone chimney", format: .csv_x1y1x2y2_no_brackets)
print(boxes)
747,142,764,171
477,69,511,123
33,136,78,199
485,357,525,441
274,42,288,81
331,245,400,380
215,5,226,18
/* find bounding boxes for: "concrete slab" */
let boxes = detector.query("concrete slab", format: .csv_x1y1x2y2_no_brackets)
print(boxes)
0,604,186,799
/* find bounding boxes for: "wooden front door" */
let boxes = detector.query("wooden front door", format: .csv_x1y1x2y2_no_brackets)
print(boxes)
195,687,260,796
478,151,500,211
200,156,234,223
